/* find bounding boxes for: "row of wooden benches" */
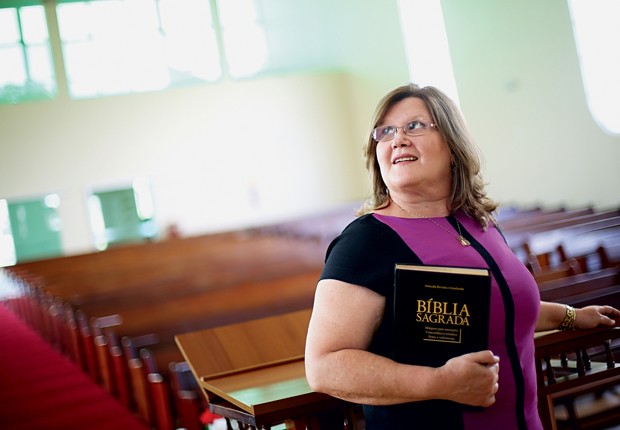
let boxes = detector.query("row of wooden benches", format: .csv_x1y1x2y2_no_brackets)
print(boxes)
2,204,620,429
498,207,620,283
2,285,206,430
1,229,334,430
496,207,620,429
5,266,620,430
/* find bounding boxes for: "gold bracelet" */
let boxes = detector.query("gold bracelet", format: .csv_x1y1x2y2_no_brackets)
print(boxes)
559,305,576,331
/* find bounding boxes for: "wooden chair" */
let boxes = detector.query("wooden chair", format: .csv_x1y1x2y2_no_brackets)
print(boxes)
535,321,620,430
76,309,100,383
121,336,175,430
106,330,133,409
63,303,83,366
92,322,116,396
122,336,154,426
169,361,205,430
19,287,36,331
45,293,66,354
34,287,54,343
91,314,124,396
140,348,175,430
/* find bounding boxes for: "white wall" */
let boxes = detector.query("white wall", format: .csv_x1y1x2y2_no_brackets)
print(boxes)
441,0,620,209
0,73,374,254
0,0,408,256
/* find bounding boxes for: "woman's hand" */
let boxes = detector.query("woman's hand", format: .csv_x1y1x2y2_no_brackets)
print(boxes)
435,350,500,407
538,302,620,332
575,305,620,329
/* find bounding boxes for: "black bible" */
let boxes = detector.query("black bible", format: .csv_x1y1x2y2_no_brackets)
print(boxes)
393,263,491,367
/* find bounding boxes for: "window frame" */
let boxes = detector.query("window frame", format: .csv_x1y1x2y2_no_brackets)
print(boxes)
567,0,620,136
0,2,57,104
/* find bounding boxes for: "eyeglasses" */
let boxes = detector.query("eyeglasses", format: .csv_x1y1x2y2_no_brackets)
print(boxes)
371,120,437,142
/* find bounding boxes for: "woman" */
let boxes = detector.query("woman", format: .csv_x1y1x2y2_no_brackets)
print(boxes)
304,83,620,429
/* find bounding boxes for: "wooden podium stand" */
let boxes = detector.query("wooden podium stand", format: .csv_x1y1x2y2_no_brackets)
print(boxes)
175,309,354,429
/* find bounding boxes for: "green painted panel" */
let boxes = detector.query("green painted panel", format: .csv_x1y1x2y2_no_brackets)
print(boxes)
94,188,157,246
8,197,62,262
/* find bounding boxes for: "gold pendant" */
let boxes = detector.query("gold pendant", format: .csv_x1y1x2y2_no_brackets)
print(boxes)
458,236,471,246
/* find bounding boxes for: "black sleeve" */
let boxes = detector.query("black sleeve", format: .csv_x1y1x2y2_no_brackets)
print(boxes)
320,214,422,297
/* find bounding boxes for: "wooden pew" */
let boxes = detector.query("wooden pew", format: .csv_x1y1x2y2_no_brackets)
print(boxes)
498,207,593,231
10,204,617,430
507,215,620,268
81,269,321,341
9,232,325,344
80,268,321,395
4,230,328,430
502,209,620,237
599,243,620,269
495,205,548,223
11,230,238,277
505,214,620,253
535,320,620,430
525,232,620,276
64,267,320,429
531,258,583,284
537,266,620,390
538,267,620,309
5,231,324,357
259,201,358,244
11,233,325,308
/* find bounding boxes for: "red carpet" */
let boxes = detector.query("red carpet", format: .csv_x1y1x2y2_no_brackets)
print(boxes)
0,303,149,430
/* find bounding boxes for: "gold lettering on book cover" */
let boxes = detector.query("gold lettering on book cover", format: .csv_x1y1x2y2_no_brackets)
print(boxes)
415,298,471,344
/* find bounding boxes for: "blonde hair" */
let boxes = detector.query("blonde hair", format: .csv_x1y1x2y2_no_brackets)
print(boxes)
359,83,498,229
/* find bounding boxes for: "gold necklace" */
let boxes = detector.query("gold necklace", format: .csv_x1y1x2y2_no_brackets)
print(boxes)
392,200,471,246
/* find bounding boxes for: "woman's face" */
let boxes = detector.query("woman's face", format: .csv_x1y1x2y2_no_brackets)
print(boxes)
375,97,453,199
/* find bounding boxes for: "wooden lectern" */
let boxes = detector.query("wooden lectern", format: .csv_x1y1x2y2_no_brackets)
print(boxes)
175,309,356,429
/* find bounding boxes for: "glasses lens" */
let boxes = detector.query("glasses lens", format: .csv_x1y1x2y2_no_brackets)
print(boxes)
373,121,434,141
372,125,395,142
405,120,428,136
